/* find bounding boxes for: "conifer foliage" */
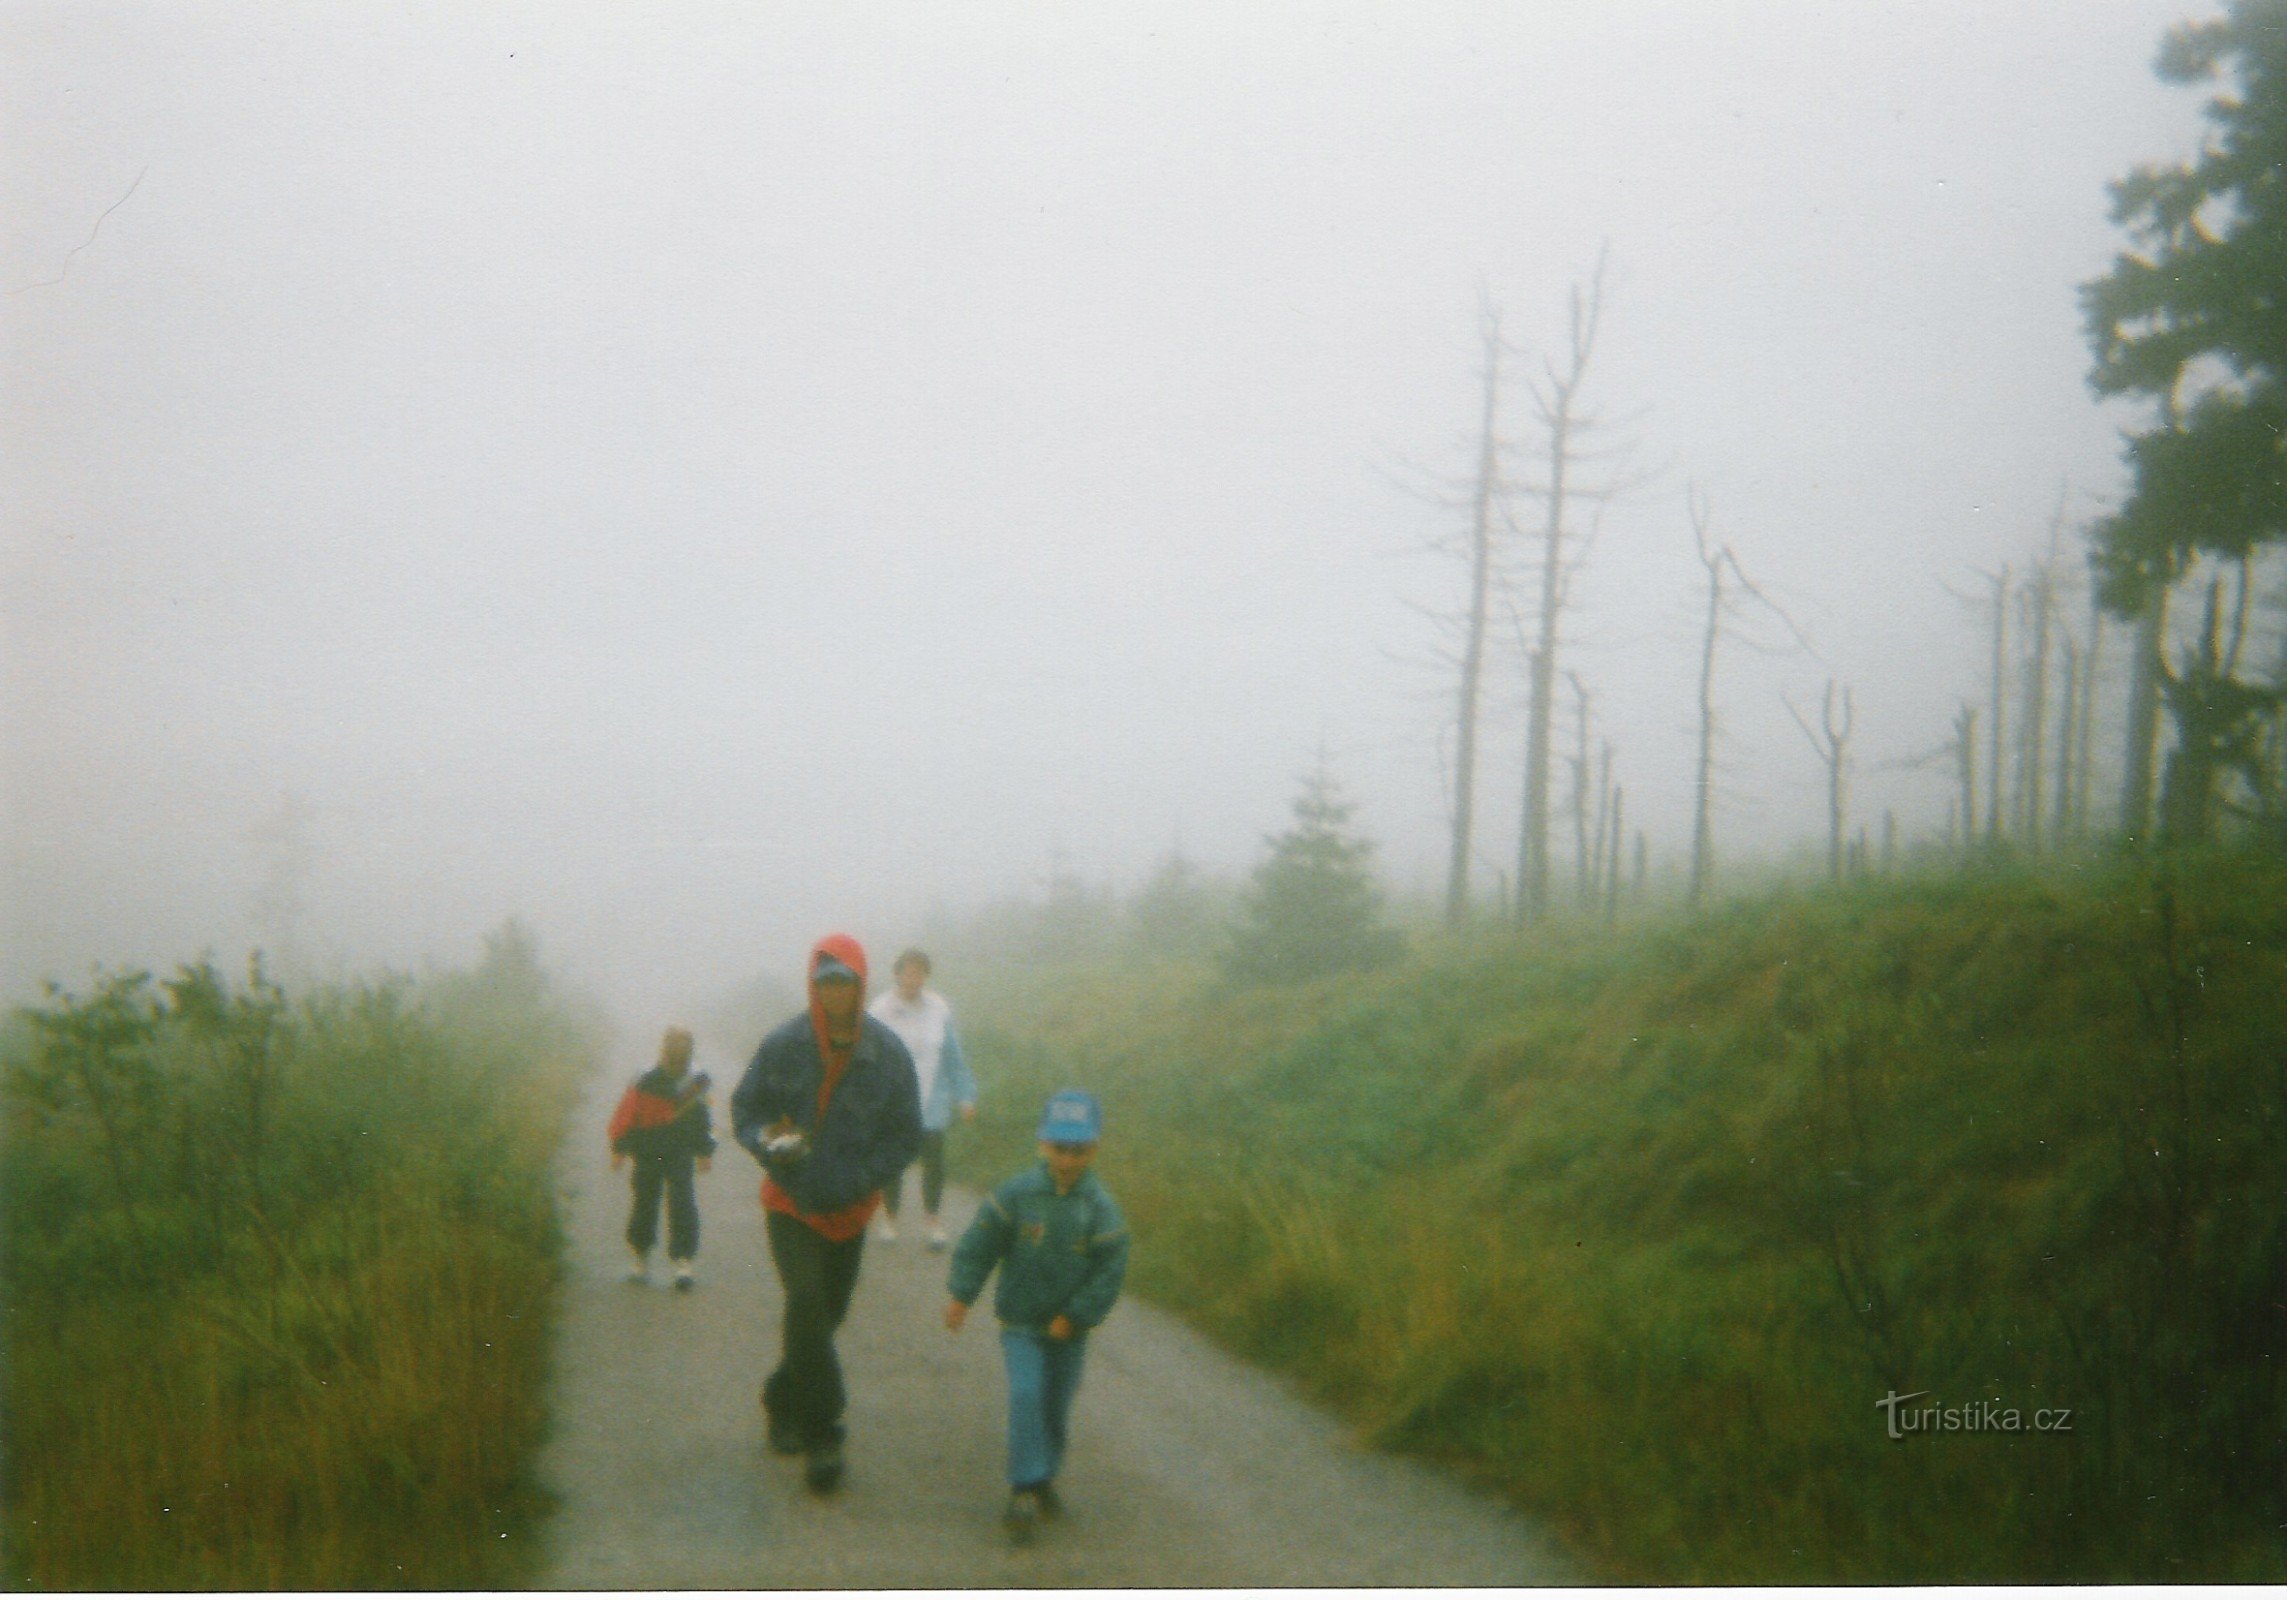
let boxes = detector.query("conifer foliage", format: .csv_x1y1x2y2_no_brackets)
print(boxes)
1222,766,1404,986
2083,1,2287,842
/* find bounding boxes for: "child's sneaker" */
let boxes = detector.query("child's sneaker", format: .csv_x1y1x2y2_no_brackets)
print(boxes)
672,1262,697,1292
626,1248,653,1286
1002,1489,1042,1546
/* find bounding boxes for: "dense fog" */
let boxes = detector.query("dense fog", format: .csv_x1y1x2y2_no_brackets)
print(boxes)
2,1,2209,1025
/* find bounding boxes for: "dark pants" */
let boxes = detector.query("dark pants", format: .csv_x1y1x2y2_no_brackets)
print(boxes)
627,1156,699,1260
884,1128,948,1217
762,1209,867,1447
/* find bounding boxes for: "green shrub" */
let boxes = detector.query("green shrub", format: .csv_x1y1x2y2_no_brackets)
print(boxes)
2,930,595,1589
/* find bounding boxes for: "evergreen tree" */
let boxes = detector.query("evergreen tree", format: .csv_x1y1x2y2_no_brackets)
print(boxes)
1222,766,1404,986
2083,2,2287,841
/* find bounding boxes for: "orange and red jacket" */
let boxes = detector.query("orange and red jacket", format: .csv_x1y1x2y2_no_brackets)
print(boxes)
607,1068,716,1163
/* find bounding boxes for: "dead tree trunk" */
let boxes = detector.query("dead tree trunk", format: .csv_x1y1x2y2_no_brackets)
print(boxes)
1987,566,2009,847
1568,672,1594,905
2054,636,2080,844
1517,247,1614,929
1591,739,1614,907
1443,309,1504,927
1790,680,1855,881
1954,703,1979,855
2121,568,2172,846
2076,598,2104,835
1605,784,1625,924
2020,570,2053,852
1689,490,1724,907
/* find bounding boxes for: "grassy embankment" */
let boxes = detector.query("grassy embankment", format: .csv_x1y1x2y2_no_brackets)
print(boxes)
954,854,2287,1583
1,929,598,1589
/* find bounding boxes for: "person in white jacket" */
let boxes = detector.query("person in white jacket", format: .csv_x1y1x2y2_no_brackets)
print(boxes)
867,948,979,1248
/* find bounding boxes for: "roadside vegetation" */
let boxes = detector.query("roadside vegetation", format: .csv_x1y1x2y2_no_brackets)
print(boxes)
0,922,599,1590
955,853,2287,1582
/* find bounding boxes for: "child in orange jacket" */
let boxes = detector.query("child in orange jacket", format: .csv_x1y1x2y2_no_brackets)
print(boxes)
607,1027,716,1289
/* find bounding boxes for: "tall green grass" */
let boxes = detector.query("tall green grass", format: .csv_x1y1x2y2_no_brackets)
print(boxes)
1,927,597,1589
955,854,2287,1582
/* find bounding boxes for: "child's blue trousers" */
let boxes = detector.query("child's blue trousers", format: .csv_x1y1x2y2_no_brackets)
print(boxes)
999,1326,1088,1489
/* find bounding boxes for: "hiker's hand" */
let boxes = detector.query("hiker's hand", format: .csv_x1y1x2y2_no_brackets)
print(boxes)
944,1300,969,1333
1047,1315,1075,1341
959,1102,977,1122
697,1157,712,1174
762,1123,810,1173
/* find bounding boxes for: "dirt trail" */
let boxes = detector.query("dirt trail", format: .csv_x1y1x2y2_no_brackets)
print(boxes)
537,1071,1575,1588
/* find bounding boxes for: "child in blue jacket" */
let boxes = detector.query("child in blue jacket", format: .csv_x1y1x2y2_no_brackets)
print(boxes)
944,1089,1129,1545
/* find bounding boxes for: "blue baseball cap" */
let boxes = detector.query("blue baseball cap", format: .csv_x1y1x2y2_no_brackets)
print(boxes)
812,952,860,984
1036,1089,1102,1145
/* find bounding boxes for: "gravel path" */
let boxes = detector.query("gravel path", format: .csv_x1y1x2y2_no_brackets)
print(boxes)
537,1074,1576,1588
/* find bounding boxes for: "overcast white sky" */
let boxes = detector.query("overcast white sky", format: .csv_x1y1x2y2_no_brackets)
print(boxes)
2,1,2212,1020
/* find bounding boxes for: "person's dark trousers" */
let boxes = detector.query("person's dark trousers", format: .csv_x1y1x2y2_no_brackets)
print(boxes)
762,1209,867,1447
627,1156,701,1260
883,1129,947,1218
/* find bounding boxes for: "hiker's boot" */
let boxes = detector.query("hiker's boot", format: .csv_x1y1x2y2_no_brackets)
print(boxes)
925,1216,950,1251
765,1410,804,1457
876,1213,899,1243
671,1261,697,1292
626,1247,653,1286
804,1442,845,1494
1034,1482,1063,1520
1003,1488,1042,1546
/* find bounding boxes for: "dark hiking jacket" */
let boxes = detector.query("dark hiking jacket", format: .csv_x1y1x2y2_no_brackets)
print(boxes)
732,1011,922,1224
948,1163,1129,1333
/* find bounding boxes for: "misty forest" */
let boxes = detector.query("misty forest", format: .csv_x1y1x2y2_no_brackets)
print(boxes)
6,1,2287,1587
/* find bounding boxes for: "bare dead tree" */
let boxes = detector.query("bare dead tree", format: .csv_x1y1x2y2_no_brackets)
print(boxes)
1690,491,1725,907
1788,680,1856,880
1591,739,1614,908
1954,703,1980,851
1986,567,2010,846
2076,594,2106,836
1566,671,1595,904
1442,303,1507,926
2016,495,2069,853
1605,783,1625,924
1514,244,1641,928
1687,487,1821,907
2067,630,2085,845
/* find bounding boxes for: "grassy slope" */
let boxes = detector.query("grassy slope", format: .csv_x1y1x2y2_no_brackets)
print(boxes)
952,855,2287,1582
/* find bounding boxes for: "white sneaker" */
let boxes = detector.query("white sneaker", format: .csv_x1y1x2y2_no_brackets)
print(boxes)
926,1218,949,1251
626,1248,653,1285
877,1215,900,1243
672,1262,697,1292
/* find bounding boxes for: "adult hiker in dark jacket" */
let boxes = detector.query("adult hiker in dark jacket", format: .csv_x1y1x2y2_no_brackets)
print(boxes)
731,933,922,1492
607,1026,716,1290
